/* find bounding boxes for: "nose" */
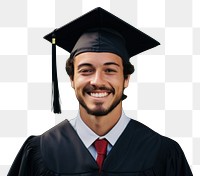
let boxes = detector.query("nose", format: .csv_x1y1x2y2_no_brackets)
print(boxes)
90,71,105,86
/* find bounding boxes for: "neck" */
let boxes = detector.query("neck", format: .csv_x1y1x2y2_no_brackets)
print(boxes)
79,103,123,136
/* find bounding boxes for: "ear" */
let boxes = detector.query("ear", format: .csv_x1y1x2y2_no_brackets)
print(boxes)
124,75,130,88
70,76,75,89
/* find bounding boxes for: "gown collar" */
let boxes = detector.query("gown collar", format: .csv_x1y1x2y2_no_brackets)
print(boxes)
70,110,130,148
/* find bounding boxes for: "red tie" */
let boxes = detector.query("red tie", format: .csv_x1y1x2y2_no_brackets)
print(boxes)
93,139,108,172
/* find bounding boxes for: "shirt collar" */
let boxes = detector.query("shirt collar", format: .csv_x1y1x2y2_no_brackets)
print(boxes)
71,111,130,148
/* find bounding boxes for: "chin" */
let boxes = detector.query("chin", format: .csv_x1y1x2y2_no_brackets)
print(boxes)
81,104,109,116
79,98,122,117
88,110,110,116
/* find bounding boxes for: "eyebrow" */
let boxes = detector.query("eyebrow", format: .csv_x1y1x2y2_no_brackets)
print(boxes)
103,62,120,67
77,62,120,70
77,63,93,70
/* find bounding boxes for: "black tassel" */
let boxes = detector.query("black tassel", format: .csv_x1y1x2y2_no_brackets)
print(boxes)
52,32,61,113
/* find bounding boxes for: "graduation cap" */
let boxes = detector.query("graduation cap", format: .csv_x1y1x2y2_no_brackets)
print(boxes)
44,7,160,114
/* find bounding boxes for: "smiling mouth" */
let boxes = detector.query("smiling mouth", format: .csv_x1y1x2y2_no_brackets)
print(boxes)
84,86,114,98
90,92,110,98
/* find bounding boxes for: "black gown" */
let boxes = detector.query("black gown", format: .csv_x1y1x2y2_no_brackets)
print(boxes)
7,119,193,176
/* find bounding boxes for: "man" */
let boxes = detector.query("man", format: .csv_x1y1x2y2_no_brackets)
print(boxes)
8,7,193,176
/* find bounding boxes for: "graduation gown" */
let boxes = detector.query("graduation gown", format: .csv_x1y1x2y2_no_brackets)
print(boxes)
7,119,193,176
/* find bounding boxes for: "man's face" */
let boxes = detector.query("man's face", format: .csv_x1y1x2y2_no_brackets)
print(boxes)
71,52,130,116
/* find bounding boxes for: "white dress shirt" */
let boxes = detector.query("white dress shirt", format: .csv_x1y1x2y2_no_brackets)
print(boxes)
69,111,130,159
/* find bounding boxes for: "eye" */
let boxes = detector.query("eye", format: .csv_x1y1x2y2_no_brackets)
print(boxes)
78,69,94,74
105,69,117,73
81,69,92,72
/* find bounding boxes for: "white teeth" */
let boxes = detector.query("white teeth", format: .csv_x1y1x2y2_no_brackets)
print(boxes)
90,92,109,98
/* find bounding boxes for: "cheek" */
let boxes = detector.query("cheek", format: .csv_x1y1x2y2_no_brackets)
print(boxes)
110,77,125,90
72,76,88,90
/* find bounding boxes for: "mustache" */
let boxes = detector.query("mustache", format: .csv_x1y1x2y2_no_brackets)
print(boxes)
83,85,114,93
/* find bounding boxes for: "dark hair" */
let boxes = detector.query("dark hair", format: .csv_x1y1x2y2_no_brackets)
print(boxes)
65,56,135,80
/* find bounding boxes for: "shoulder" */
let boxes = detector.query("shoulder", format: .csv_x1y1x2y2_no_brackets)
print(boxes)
13,120,75,175
159,135,185,159
43,119,70,134
41,119,74,145
8,135,50,176
128,119,162,142
129,119,180,145
18,119,71,148
128,119,185,159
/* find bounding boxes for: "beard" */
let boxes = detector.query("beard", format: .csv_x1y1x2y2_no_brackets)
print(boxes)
79,96,122,116
77,85,123,116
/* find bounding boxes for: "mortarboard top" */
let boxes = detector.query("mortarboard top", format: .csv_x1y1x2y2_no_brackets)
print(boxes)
44,7,159,59
44,7,160,114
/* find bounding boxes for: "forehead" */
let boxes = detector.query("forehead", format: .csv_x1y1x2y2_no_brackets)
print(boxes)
74,52,123,67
